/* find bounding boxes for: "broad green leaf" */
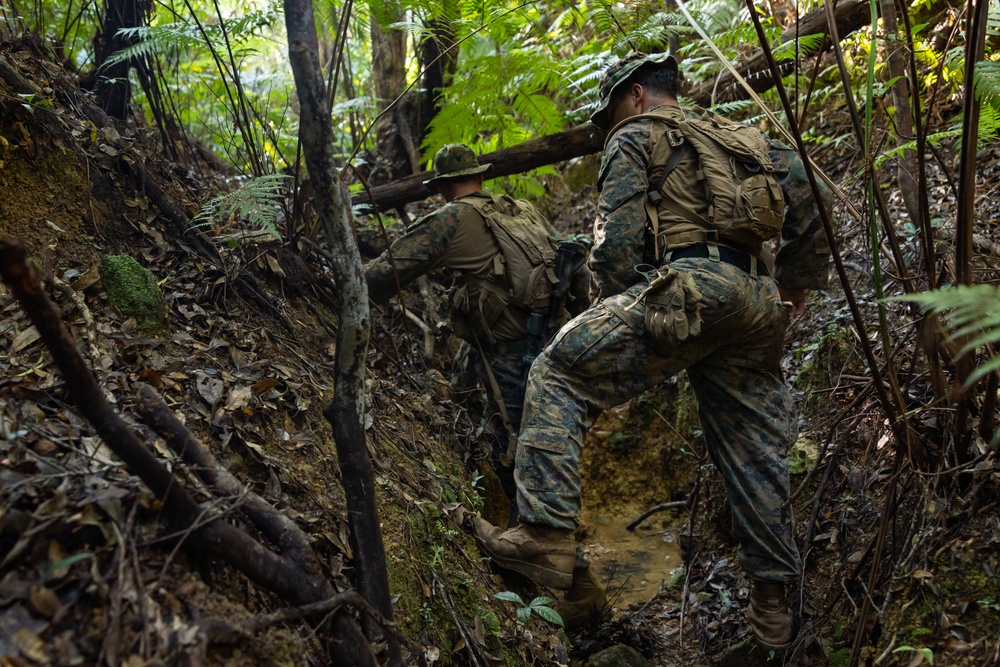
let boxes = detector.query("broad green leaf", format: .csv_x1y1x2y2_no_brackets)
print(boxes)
532,604,565,628
494,591,524,605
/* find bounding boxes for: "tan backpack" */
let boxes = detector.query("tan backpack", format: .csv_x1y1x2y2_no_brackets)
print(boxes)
609,106,786,258
452,193,559,344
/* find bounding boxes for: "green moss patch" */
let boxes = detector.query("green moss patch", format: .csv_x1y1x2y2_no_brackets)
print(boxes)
99,254,168,334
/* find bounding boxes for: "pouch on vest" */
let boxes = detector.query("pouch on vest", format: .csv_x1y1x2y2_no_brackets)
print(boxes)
628,264,704,348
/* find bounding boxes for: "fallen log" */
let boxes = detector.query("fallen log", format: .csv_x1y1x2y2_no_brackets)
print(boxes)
687,0,872,106
352,123,605,211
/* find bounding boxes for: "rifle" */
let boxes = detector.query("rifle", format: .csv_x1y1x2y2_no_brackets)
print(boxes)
519,240,589,394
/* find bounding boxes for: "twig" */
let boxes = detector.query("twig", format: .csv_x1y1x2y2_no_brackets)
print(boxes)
678,468,704,643
401,305,435,359
434,575,484,667
48,272,98,364
788,385,873,505
626,500,688,532
678,547,699,644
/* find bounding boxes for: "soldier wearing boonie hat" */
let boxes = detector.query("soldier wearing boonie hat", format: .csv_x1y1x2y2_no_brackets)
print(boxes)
474,51,834,653
422,143,493,188
589,51,679,132
365,142,590,539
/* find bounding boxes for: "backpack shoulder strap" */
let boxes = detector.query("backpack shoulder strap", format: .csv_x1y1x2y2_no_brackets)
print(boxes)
606,109,715,258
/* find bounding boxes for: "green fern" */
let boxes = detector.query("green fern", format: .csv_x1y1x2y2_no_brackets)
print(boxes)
975,60,1000,109
771,33,826,62
874,129,962,168
104,2,281,69
103,23,203,67
617,12,688,53
192,173,290,240
893,285,1000,388
707,23,778,52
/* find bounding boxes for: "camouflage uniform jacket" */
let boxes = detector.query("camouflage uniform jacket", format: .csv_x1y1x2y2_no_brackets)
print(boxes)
591,104,833,301
366,191,539,342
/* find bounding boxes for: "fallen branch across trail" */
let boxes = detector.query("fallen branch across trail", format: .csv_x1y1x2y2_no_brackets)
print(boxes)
352,124,605,211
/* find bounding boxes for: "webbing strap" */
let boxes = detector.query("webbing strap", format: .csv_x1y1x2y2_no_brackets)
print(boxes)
472,337,517,465
647,142,692,260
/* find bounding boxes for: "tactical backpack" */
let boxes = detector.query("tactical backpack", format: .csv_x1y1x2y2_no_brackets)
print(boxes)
608,105,786,259
451,193,559,344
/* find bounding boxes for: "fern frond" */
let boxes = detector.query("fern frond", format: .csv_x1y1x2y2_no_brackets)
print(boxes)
104,23,203,67
892,285,1000,387
711,24,780,52
771,33,826,61
874,129,961,168
708,98,759,115
105,3,281,69
975,60,1000,109
193,173,290,240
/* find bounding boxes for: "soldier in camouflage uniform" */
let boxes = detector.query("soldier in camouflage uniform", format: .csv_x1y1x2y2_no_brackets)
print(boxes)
366,144,588,527
475,54,833,648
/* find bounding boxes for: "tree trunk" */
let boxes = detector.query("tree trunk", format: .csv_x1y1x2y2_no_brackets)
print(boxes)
687,0,872,106
283,0,401,664
94,0,151,119
370,1,417,181
354,123,606,210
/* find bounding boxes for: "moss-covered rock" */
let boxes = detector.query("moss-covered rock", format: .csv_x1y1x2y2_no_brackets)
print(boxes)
98,254,168,334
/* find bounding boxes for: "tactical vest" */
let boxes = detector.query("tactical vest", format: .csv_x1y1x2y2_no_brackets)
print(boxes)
607,105,786,260
449,193,559,345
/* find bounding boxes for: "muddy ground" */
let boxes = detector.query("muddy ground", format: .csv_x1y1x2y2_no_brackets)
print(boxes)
2,39,1000,667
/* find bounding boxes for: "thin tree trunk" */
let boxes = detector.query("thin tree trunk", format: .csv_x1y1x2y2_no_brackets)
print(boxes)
415,1,458,147
370,1,416,180
880,0,922,239
283,1,401,664
94,0,151,119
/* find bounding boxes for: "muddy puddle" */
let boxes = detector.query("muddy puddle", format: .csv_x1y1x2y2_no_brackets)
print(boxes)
580,510,682,610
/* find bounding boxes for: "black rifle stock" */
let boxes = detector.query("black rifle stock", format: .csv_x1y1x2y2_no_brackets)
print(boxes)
518,241,589,396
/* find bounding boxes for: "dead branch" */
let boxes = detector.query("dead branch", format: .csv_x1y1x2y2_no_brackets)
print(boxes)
134,383,326,588
687,0,872,106
625,500,689,532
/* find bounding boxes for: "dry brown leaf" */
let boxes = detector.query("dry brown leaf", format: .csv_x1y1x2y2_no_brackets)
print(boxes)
11,628,49,665
28,585,60,618
11,327,40,353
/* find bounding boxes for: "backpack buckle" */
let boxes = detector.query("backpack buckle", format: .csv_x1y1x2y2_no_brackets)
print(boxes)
666,129,684,147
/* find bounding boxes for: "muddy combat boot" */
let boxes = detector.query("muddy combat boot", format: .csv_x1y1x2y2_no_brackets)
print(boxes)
554,562,607,631
473,517,575,589
747,580,794,654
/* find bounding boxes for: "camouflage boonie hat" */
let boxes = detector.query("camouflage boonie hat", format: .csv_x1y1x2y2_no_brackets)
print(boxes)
590,52,678,131
423,143,493,187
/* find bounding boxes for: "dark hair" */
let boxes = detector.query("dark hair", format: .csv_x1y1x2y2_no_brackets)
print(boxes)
619,62,679,99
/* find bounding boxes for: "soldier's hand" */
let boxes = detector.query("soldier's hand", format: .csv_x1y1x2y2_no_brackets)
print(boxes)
778,287,806,319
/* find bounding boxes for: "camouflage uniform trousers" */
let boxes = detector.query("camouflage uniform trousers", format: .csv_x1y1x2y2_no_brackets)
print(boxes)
515,257,801,582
